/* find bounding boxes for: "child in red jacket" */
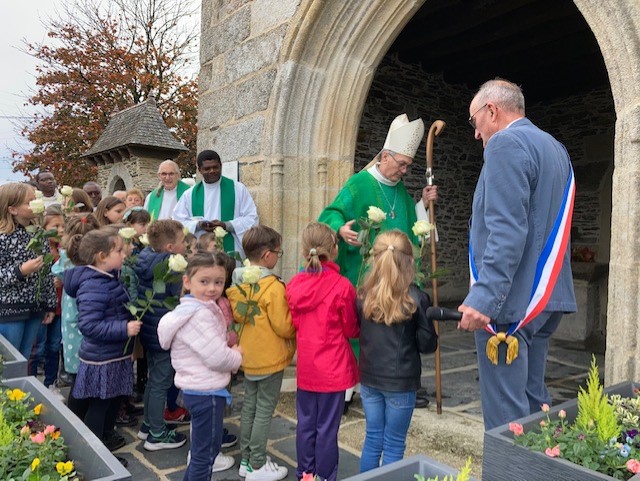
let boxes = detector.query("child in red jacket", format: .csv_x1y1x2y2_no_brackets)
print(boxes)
285,222,359,481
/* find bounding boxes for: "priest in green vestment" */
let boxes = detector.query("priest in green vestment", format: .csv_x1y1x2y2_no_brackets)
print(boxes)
172,150,258,256
318,113,438,410
144,160,191,220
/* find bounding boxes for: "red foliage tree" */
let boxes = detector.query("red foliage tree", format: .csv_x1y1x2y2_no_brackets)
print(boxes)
14,0,198,186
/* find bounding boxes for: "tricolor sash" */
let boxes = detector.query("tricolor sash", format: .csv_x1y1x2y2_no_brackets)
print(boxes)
469,167,575,365
192,177,236,252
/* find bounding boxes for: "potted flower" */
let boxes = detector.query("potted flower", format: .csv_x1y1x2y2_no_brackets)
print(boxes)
0,333,28,380
342,455,478,481
483,357,640,481
1,377,131,480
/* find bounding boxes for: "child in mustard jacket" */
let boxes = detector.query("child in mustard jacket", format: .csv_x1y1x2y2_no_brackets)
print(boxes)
226,225,295,481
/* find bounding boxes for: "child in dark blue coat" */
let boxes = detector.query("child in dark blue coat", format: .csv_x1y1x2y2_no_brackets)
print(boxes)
64,228,141,455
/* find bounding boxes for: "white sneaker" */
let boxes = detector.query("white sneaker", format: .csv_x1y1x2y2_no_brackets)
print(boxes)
245,456,288,481
212,453,235,473
239,459,249,477
48,385,66,404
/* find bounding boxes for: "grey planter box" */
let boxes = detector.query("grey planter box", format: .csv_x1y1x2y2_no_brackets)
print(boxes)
343,454,479,481
0,333,28,379
483,381,640,481
3,376,131,481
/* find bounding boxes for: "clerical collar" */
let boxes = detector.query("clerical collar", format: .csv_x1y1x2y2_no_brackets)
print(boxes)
368,164,399,186
203,179,221,188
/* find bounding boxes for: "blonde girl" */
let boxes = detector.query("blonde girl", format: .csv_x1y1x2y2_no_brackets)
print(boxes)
63,228,141,455
95,195,126,226
286,222,358,481
357,229,437,473
0,183,56,357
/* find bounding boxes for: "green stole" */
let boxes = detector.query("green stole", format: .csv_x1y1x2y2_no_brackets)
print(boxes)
147,181,190,220
191,176,235,252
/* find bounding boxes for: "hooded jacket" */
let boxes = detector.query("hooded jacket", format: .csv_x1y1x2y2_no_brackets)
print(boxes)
286,261,359,392
133,247,182,352
359,284,437,392
157,296,242,391
226,267,295,376
63,265,133,362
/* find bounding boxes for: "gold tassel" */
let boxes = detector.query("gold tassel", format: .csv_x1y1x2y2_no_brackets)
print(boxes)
486,331,508,365
505,335,519,365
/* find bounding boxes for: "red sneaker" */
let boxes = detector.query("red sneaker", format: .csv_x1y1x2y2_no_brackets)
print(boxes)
164,406,191,424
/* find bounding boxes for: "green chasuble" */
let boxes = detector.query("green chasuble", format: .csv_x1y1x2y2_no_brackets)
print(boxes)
318,169,418,358
319,169,418,287
146,181,190,220
191,177,236,252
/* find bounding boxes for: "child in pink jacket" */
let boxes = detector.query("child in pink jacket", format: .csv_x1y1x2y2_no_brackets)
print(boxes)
158,252,243,481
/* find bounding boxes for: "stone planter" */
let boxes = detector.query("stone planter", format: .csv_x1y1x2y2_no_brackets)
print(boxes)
0,333,28,379
3,376,131,481
342,455,479,481
483,381,640,481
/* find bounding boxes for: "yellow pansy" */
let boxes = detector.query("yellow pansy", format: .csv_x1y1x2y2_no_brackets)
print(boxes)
33,403,43,415
56,461,74,476
51,430,61,440
7,388,26,401
31,458,40,471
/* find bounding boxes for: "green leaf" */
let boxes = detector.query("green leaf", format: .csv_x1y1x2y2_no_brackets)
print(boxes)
153,280,166,294
252,283,260,294
149,299,163,307
236,283,247,297
136,299,147,307
236,302,248,316
163,296,179,310
128,305,138,316
145,289,154,300
147,306,155,314
153,260,169,279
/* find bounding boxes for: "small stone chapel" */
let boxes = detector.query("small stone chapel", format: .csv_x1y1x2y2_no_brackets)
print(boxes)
82,98,188,194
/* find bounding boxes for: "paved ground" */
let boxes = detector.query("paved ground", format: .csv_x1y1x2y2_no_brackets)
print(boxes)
55,321,604,480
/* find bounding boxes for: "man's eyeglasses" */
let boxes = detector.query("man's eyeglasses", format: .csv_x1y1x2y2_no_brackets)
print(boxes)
159,172,178,177
270,249,284,258
389,153,412,170
468,103,488,129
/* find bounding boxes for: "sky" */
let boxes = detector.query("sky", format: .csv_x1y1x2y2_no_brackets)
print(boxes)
0,1,63,184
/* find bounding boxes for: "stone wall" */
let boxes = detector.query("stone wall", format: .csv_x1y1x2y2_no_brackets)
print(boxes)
96,150,167,195
355,54,615,300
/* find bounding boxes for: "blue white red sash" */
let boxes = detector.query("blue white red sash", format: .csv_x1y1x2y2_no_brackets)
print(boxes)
468,167,575,362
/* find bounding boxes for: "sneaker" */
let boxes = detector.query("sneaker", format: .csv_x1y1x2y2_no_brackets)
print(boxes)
164,406,191,424
137,422,178,441
47,384,66,404
239,459,249,477
116,413,138,427
56,372,73,387
212,453,235,473
144,429,187,451
103,432,126,452
221,428,238,448
245,457,288,481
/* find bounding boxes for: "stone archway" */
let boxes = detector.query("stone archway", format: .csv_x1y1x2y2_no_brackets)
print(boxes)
262,0,640,383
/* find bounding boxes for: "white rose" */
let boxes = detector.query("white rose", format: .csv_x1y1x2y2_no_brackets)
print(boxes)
168,253,188,273
28,199,45,215
60,185,73,197
243,258,251,267
367,206,386,223
34,190,44,200
214,226,227,239
412,220,434,237
183,226,190,236
242,265,262,284
118,227,137,240
139,233,150,246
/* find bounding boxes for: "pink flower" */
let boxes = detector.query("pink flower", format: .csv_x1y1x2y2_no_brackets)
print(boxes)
558,410,566,419
43,425,56,435
301,473,316,481
20,425,30,435
30,432,46,444
541,403,550,413
539,420,546,427
545,445,560,458
509,422,524,436
627,459,640,474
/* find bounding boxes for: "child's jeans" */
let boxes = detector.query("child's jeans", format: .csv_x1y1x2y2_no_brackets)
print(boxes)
240,371,284,469
28,315,62,386
182,393,224,481
143,350,175,435
0,316,42,359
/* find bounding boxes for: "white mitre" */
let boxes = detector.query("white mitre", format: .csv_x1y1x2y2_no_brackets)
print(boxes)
382,114,425,159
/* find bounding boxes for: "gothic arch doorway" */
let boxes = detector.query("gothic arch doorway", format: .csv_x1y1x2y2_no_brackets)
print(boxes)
267,0,640,383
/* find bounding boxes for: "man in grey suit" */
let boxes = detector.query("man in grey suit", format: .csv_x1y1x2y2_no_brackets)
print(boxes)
458,79,577,430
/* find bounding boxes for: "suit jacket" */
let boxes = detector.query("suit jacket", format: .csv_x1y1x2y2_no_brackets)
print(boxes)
464,118,577,324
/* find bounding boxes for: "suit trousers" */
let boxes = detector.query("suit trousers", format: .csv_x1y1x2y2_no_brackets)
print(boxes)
474,311,563,430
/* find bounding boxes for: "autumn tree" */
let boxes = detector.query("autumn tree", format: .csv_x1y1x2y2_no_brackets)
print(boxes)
14,0,199,186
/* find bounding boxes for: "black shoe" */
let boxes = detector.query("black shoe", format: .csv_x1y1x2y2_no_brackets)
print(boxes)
116,413,138,427
343,399,352,415
415,396,430,409
115,456,128,468
125,403,144,416
57,372,74,387
104,432,126,451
